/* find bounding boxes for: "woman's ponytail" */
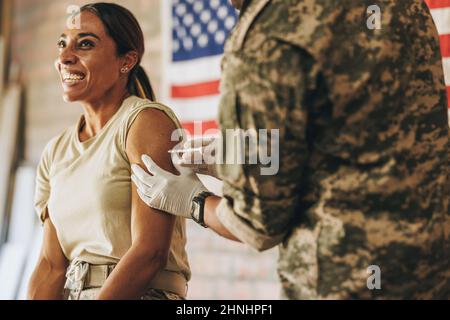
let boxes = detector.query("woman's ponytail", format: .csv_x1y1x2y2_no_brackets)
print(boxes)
129,65,156,101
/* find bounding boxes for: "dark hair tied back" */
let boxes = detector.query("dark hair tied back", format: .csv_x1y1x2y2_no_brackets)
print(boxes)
81,2,156,101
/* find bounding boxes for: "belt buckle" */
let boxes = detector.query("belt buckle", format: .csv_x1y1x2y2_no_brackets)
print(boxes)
64,260,89,300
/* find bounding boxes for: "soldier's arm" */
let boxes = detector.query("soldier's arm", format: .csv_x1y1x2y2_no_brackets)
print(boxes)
207,46,321,251
203,195,240,242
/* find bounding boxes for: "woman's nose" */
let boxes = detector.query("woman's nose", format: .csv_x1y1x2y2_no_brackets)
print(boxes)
58,47,77,66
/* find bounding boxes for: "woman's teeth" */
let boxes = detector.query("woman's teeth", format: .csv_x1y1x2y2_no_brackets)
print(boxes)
62,73,85,82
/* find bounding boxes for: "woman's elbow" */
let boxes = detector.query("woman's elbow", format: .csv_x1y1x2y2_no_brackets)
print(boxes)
133,245,169,272
147,251,168,271
33,256,67,278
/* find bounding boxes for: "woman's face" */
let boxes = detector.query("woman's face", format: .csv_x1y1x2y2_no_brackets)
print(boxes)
56,11,127,103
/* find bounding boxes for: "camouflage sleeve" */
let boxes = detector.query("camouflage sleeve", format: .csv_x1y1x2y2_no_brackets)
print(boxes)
216,35,322,251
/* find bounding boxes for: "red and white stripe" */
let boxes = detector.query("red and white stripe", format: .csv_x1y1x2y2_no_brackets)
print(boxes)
426,0,450,109
160,1,222,136
166,55,221,134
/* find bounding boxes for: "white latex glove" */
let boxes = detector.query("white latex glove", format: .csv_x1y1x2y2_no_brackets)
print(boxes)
131,154,207,218
172,136,220,178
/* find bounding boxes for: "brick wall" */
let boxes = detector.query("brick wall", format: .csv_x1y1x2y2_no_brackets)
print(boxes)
10,0,280,300
187,221,280,300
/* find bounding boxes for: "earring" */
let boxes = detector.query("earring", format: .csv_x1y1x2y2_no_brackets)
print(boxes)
121,67,129,73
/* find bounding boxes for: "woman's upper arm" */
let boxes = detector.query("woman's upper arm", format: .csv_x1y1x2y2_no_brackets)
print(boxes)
126,108,180,253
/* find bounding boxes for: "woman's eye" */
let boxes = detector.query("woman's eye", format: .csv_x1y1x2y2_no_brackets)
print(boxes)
57,40,66,48
78,40,94,49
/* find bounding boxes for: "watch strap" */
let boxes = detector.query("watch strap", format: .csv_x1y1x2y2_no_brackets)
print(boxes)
191,191,214,228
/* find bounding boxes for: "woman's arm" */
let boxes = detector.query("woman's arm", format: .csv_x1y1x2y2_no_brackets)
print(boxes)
28,216,69,300
96,108,179,300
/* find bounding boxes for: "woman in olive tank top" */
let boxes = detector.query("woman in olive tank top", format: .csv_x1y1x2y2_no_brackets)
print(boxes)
28,3,191,300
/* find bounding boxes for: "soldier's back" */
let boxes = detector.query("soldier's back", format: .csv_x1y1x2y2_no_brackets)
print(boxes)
259,0,450,299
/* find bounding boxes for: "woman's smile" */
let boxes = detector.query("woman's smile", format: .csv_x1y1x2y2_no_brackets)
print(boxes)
60,69,86,87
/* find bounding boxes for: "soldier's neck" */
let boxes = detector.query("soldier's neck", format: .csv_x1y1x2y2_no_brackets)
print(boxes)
240,0,251,15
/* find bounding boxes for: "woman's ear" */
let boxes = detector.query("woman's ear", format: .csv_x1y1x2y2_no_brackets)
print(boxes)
122,51,139,71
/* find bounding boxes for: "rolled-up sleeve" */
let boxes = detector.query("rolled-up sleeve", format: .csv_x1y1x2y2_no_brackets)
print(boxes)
216,161,304,251
216,194,287,251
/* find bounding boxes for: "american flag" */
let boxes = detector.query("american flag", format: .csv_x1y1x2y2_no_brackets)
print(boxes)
163,0,238,135
426,0,450,112
162,0,449,134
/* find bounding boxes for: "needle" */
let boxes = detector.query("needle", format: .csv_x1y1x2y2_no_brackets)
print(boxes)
168,147,203,154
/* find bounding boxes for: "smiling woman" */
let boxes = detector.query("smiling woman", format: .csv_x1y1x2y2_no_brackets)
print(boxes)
27,3,190,300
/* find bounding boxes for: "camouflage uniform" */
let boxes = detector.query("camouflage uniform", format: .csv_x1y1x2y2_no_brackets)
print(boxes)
215,0,450,299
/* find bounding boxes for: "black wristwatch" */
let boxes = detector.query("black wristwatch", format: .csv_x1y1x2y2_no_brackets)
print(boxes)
191,191,214,228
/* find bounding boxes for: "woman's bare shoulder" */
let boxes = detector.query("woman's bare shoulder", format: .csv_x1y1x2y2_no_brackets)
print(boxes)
125,107,180,174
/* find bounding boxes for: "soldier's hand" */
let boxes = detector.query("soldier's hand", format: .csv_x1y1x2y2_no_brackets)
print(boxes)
170,136,220,178
132,155,207,219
